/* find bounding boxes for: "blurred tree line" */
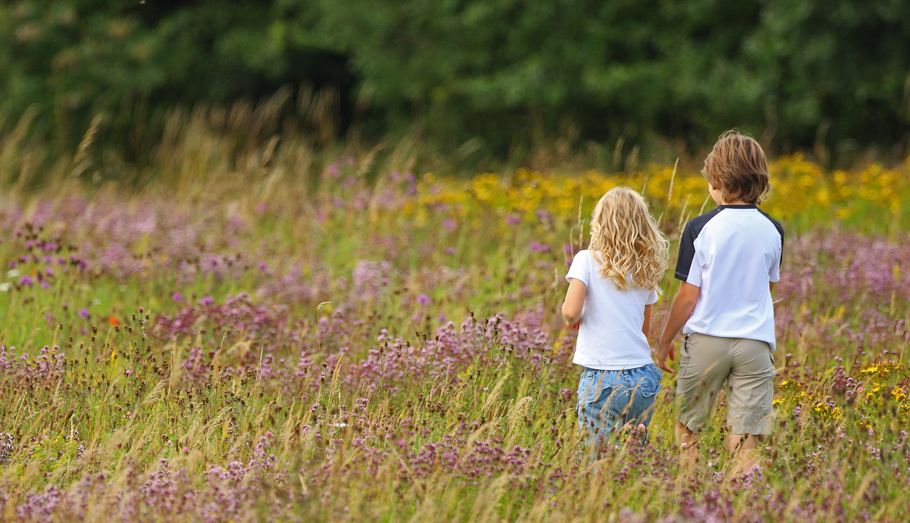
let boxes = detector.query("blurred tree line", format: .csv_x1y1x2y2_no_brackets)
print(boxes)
1,0,909,159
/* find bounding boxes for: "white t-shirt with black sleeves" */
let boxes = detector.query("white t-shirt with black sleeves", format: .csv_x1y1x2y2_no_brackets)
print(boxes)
565,250,659,370
675,204,784,351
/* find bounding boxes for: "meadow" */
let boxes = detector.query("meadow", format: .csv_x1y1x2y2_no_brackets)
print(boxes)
1,118,909,521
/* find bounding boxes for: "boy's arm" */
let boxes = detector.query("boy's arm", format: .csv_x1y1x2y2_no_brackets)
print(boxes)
562,279,587,326
656,282,700,373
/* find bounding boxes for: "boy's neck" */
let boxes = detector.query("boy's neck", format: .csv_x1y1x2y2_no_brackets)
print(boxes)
721,199,752,206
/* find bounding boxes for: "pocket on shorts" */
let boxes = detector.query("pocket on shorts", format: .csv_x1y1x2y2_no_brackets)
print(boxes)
632,364,662,397
678,336,692,374
577,368,609,407
576,369,595,408
681,335,691,357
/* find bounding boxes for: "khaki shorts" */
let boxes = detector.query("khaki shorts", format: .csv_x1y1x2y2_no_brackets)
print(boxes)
676,333,776,435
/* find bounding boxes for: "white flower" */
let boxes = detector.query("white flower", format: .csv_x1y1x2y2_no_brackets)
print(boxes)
0,283,11,292
6,270,19,279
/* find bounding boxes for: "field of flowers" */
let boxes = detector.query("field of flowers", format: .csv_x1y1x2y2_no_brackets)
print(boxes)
0,150,909,522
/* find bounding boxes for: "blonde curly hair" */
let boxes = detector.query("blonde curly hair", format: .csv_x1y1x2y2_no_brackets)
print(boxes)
588,186,669,291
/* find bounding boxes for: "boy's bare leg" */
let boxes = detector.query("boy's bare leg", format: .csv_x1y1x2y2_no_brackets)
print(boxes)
727,434,760,476
675,422,697,471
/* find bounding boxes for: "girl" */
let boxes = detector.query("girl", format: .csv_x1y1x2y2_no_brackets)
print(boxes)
562,186,669,450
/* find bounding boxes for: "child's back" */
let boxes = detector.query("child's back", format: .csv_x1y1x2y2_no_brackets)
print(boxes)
676,204,783,349
658,130,782,474
568,249,657,370
562,186,669,452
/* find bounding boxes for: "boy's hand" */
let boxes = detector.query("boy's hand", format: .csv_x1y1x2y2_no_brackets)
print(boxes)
566,320,580,330
656,339,676,373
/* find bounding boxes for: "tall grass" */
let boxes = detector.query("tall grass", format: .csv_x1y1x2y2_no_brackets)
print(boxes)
0,110,909,521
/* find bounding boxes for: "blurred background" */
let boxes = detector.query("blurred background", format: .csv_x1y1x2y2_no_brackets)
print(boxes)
1,0,910,182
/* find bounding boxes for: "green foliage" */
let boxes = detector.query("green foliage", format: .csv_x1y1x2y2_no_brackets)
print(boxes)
1,0,909,154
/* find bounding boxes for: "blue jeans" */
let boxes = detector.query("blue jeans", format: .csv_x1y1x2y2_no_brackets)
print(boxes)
576,364,663,448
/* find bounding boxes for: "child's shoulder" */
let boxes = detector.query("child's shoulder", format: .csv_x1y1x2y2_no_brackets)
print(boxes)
682,208,723,239
575,249,605,264
684,207,783,239
756,208,785,238
570,249,592,268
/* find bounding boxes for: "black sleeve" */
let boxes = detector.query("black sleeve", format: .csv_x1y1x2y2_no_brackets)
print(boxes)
760,211,785,267
777,222,785,267
675,222,697,281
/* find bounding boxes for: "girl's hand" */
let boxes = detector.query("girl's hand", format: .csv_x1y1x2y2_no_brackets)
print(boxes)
656,339,676,373
566,320,580,330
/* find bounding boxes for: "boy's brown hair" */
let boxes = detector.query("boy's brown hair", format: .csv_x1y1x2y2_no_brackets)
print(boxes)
702,130,770,204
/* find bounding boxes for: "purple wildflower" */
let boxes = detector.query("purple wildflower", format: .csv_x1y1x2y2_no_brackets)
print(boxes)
529,241,551,253
199,296,214,306
77,308,90,319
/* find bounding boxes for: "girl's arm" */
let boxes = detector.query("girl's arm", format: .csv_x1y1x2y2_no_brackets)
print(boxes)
562,279,587,325
642,304,653,338
656,282,700,373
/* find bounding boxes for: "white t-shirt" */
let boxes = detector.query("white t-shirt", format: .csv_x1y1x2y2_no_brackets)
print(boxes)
565,250,659,370
675,204,784,351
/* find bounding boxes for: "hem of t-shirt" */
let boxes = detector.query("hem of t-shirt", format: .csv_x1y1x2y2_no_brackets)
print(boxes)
573,360,655,371
565,275,589,286
674,270,689,281
681,328,777,352
674,274,700,287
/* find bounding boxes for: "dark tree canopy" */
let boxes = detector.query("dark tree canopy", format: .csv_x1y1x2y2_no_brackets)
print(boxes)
1,0,909,154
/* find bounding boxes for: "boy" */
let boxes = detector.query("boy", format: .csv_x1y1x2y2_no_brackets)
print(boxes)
656,131,783,474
